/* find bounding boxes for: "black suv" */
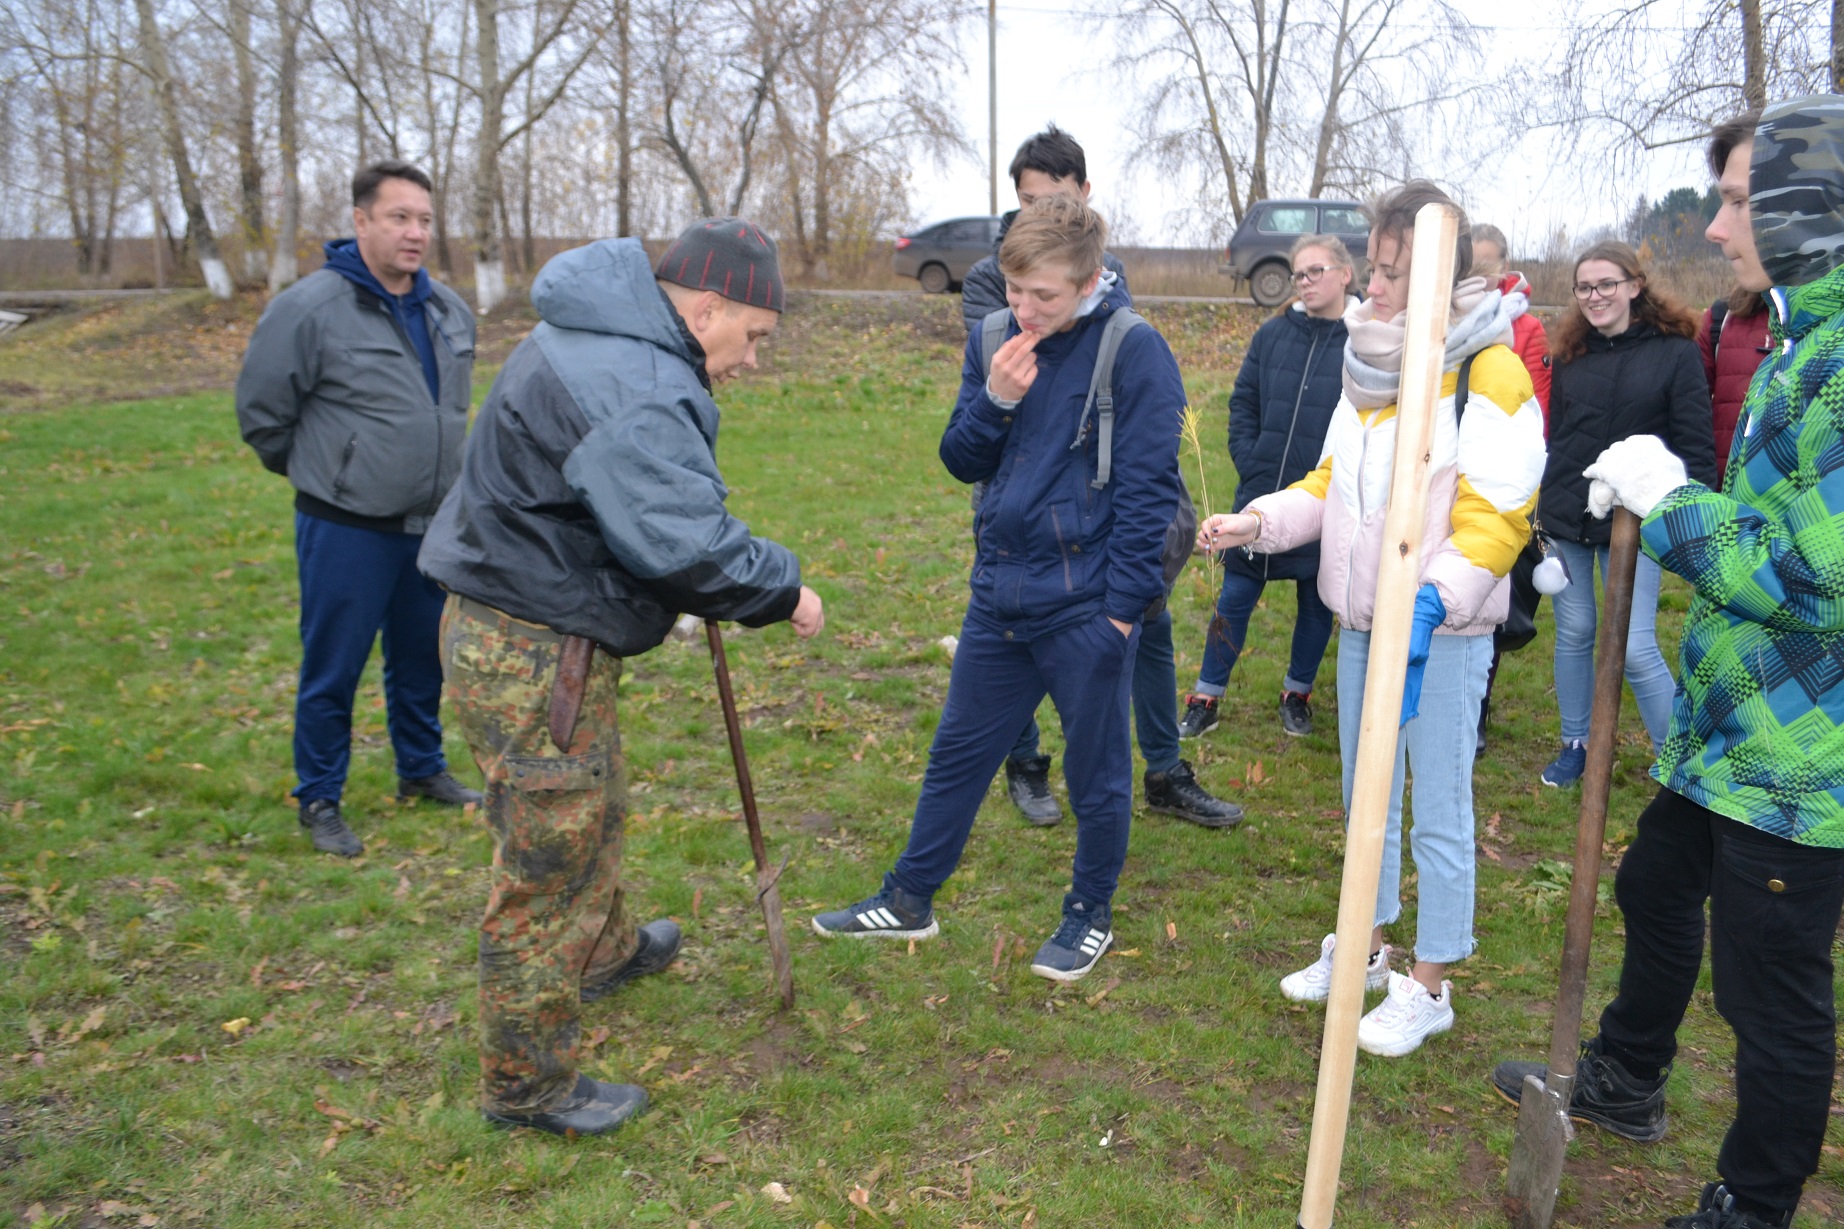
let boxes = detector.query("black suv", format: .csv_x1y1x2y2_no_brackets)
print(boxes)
893,216,1003,294
1221,199,1369,307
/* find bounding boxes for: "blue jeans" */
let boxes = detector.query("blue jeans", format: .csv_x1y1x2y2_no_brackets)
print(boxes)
1193,566,1334,699
1337,627,1492,964
893,611,1140,906
293,512,449,802
1007,609,1182,774
1549,538,1675,748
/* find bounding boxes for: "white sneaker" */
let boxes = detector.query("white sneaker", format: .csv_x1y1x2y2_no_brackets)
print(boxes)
1357,971,1455,1056
1279,933,1391,1003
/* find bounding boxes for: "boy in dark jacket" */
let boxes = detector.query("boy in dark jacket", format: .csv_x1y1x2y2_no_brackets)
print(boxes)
814,196,1185,983
962,125,1238,830
419,218,823,1138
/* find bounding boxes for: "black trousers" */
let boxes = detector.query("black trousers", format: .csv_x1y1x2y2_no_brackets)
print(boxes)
1599,787,1844,1215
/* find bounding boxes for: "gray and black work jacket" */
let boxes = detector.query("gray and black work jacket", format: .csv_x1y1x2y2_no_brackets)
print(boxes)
235,268,476,534
417,238,802,655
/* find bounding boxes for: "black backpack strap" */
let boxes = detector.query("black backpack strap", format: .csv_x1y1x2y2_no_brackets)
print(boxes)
1452,351,1478,424
1070,308,1147,489
979,307,1010,380
1709,299,1728,363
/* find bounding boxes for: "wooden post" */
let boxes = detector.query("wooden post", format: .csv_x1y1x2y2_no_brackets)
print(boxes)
1297,201,1459,1229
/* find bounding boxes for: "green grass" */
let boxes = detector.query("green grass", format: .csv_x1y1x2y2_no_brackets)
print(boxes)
2,304,1842,1227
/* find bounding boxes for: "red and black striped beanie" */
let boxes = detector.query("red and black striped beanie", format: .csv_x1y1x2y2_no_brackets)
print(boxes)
655,217,784,311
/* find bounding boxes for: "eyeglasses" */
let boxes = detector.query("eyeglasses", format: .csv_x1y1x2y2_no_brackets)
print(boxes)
1572,277,1634,300
1292,264,1337,285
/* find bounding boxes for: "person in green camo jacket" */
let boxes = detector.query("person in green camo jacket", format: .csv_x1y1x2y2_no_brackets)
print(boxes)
1491,95,1844,1229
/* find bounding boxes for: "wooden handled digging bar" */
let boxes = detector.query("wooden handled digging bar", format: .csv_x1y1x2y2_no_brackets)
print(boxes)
706,618,797,1010
1503,506,1642,1227
1296,201,1459,1229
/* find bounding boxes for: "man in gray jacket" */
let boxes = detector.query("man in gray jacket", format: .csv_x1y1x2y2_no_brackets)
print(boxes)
419,218,821,1137
236,160,482,859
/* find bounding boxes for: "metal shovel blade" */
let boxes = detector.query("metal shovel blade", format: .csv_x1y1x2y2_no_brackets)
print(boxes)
1504,1074,1574,1227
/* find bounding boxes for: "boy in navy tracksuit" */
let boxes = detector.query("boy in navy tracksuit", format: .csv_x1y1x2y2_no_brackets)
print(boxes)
813,196,1186,981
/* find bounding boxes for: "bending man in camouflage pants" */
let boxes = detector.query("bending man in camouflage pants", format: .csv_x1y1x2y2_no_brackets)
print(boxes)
419,218,823,1136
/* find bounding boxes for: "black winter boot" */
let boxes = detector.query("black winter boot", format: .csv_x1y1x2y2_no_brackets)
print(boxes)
1491,1035,1669,1143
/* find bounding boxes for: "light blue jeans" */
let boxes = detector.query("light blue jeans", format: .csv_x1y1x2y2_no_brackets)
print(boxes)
1337,627,1492,965
1549,538,1674,749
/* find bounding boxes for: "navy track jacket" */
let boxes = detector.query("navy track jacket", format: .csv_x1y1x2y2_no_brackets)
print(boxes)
940,277,1185,639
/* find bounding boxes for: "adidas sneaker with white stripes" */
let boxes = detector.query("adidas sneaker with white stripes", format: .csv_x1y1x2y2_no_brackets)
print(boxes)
811,879,939,941
1029,899,1113,982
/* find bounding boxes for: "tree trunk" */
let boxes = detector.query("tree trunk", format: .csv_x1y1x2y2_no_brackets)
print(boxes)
615,0,631,237
519,57,536,273
270,0,301,291
1156,0,1243,222
472,0,507,312
230,0,267,283
1833,0,1843,94
1739,0,1765,109
133,0,233,298
1309,0,1352,196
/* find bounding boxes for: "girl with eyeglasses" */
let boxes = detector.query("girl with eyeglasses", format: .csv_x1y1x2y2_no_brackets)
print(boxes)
1178,234,1354,744
1534,242,1718,788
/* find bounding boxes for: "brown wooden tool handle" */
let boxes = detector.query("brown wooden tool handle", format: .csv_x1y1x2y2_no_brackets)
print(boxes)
1546,507,1642,1083
706,618,795,1009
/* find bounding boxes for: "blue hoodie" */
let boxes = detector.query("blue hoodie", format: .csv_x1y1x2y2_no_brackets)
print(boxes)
322,238,440,403
940,276,1185,638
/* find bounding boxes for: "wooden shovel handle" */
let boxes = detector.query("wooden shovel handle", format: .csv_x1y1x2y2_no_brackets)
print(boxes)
1546,508,1642,1082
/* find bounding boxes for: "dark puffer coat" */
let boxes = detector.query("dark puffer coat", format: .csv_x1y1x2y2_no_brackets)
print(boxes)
1224,302,1349,579
1539,320,1719,547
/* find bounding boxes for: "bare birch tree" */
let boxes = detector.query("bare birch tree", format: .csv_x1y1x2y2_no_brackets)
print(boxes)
469,0,603,312
769,0,964,279
268,0,301,289
1539,0,1827,158
132,0,233,296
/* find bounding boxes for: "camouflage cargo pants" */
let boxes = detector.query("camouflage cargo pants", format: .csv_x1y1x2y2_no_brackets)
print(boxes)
439,596,638,1114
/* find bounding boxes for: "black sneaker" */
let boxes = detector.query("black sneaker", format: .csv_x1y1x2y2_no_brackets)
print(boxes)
1663,1183,1793,1228
1030,897,1112,982
581,920,683,1003
484,1074,647,1137
1177,694,1220,739
299,798,363,858
1280,691,1313,737
397,771,484,807
1145,760,1244,828
1004,754,1062,826
811,877,939,941
1491,1036,1669,1143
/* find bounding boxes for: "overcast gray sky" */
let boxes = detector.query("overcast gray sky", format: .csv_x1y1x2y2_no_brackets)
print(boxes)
909,0,1710,254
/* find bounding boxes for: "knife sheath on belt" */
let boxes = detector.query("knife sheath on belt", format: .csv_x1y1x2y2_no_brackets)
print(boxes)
547,635,595,753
